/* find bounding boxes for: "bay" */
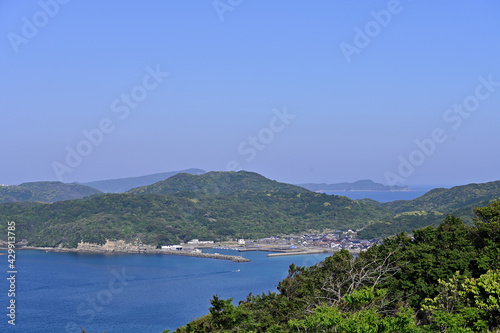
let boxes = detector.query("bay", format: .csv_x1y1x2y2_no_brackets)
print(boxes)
325,185,441,202
1,249,330,333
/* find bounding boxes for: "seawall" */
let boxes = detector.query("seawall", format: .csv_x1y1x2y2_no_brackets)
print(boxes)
19,239,250,263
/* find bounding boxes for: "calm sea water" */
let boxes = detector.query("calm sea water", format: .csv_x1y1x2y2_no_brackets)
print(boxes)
1,249,330,333
325,185,440,202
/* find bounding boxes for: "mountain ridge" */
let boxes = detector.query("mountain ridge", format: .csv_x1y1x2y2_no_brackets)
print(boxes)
357,179,500,238
0,171,390,247
0,191,390,248
81,168,206,193
127,170,311,196
2,171,500,245
0,181,102,204
382,180,500,213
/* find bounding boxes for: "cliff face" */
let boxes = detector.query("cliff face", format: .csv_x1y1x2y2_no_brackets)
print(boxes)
77,239,156,253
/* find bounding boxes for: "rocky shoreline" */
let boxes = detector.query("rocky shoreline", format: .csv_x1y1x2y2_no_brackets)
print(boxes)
266,249,330,257
12,240,250,263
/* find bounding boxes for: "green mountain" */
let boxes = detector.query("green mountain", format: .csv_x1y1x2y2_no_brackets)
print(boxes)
0,191,391,248
127,171,311,195
358,180,500,239
0,181,102,204
173,201,500,332
0,172,391,248
82,168,206,193
298,179,409,192
383,180,500,213
3,172,500,248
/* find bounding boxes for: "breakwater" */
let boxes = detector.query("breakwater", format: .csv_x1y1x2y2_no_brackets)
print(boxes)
19,240,250,262
158,250,250,262
266,249,329,257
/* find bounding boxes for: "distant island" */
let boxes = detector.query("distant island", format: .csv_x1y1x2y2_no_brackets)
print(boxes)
298,179,409,192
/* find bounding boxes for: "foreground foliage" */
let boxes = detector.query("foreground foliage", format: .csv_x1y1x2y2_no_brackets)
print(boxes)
174,201,500,332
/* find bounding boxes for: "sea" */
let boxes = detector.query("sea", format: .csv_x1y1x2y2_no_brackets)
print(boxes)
324,185,443,202
0,249,330,333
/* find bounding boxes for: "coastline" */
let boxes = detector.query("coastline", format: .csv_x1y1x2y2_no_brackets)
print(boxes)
1,240,359,261
266,249,330,257
10,245,250,263
316,189,411,193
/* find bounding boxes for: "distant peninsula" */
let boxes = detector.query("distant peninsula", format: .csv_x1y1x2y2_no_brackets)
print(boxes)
298,179,409,192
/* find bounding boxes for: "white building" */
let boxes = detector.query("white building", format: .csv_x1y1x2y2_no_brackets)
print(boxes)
161,245,183,251
188,239,214,244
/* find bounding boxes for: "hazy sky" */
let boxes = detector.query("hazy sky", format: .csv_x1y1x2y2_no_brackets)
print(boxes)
1,1,499,186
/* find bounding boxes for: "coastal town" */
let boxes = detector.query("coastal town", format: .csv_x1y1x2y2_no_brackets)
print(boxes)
3,230,378,263
165,229,379,257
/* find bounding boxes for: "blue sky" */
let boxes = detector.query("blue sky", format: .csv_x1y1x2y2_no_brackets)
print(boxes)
1,0,499,186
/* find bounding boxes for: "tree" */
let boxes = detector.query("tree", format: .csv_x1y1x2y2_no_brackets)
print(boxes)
315,249,399,313
422,269,500,332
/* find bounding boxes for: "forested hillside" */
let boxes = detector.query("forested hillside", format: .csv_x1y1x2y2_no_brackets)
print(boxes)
358,180,500,239
127,171,310,195
0,191,391,248
0,181,101,204
383,180,500,213
2,173,500,247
